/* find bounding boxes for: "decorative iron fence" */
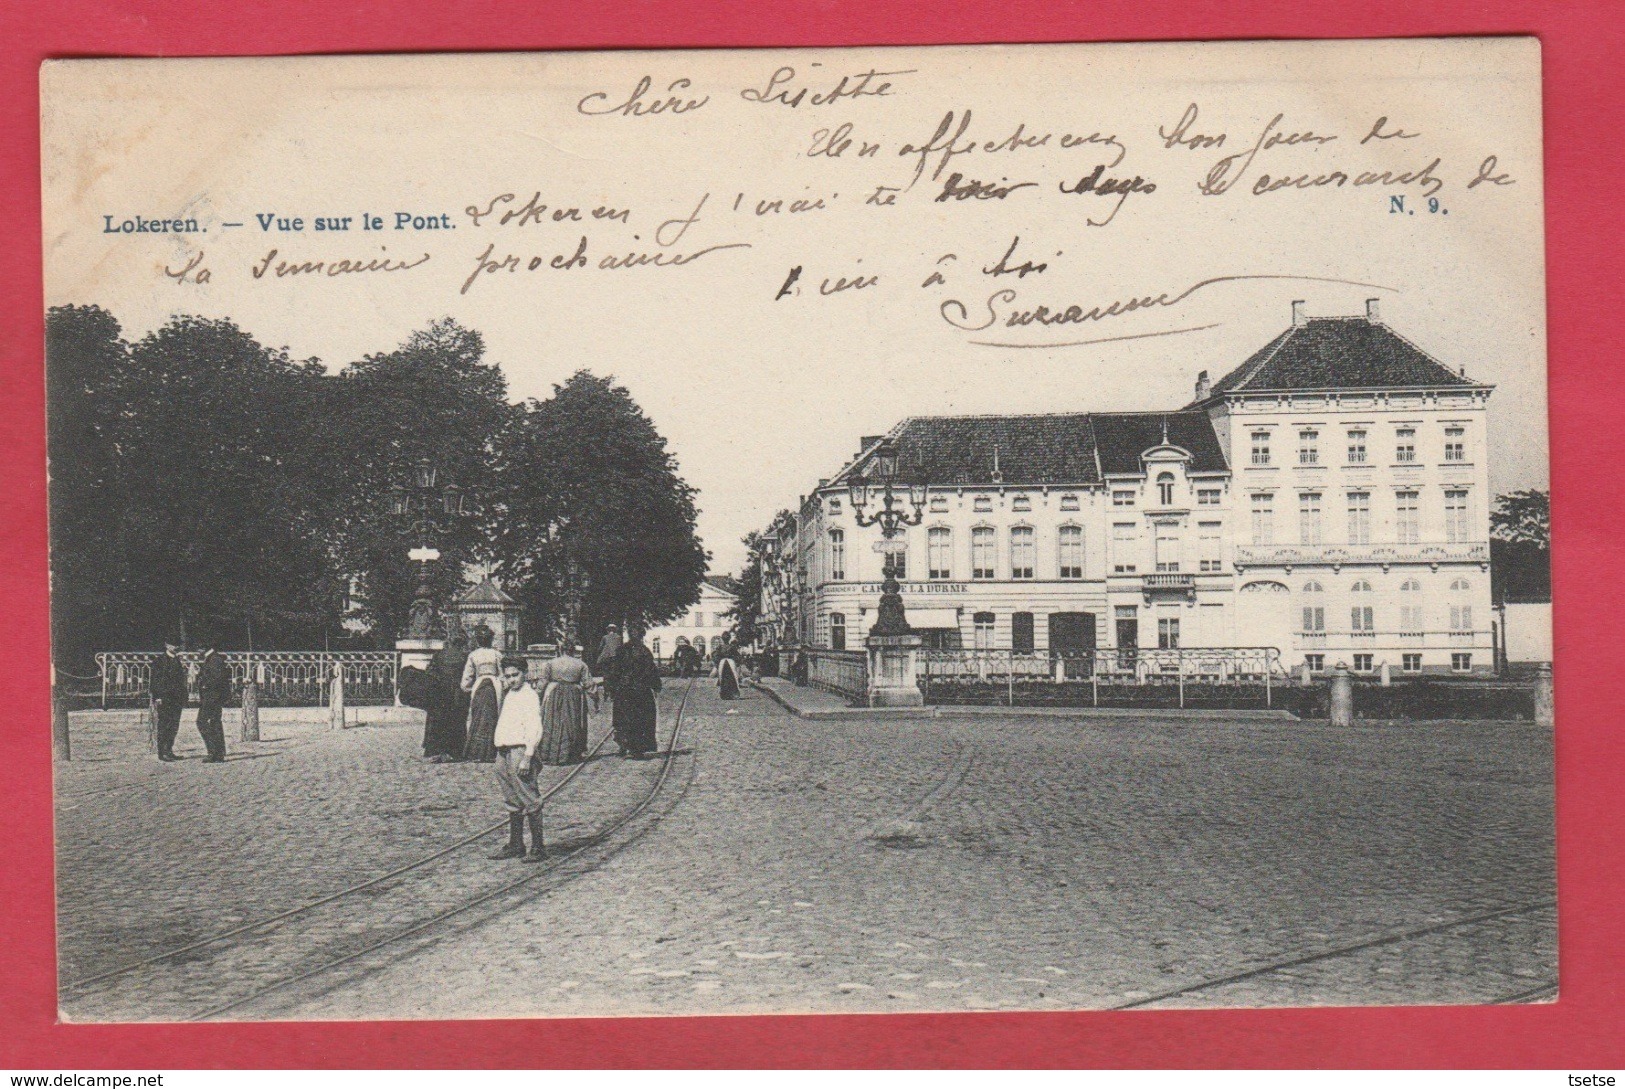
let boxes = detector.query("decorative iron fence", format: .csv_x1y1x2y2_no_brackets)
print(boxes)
918,647,1288,709
804,648,868,702
95,651,401,707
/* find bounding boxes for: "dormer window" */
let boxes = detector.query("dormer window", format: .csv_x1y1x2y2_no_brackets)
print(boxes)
828,497,842,515
1156,472,1176,506
1112,489,1136,507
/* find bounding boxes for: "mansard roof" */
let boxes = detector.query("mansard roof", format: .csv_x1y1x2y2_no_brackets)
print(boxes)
833,411,1228,488
1200,316,1484,401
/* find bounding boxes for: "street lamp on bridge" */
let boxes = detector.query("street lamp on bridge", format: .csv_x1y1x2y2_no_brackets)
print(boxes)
390,459,469,661
847,437,928,706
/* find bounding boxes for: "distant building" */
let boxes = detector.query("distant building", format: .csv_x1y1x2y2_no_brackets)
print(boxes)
645,576,739,664
771,301,1497,676
453,577,522,652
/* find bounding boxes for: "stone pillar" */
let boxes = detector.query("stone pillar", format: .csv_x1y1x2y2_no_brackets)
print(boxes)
52,691,71,762
1534,662,1555,727
1299,662,1313,687
866,633,924,708
240,680,260,742
329,664,345,730
1329,663,1355,727
1379,661,1392,687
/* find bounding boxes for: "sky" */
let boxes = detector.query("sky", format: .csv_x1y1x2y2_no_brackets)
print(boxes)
43,40,1548,574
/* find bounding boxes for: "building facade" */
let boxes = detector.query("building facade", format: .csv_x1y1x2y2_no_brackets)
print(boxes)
772,302,1496,676
644,575,740,665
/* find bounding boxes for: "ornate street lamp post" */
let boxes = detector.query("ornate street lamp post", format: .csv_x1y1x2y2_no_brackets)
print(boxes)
847,437,929,706
390,459,468,669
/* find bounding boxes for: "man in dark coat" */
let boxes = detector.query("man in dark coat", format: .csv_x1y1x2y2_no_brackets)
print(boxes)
194,643,231,763
149,641,188,762
606,621,661,758
423,630,470,762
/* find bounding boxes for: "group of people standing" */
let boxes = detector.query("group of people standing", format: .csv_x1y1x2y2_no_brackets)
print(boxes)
415,622,665,864
148,640,230,763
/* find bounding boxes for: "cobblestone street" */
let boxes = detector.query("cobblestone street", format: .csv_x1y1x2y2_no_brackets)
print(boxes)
55,684,1555,1021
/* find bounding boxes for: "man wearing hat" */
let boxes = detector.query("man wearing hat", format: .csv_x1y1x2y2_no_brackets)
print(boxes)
149,641,188,762
194,641,232,763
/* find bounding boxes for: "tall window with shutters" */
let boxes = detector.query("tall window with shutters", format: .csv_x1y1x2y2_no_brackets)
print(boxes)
1350,580,1375,635
1347,491,1371,545
1449,578,1474,633
1445,489,1471,543
1299,491,1323,545
1400,578,1425,634
1396,490,1420,544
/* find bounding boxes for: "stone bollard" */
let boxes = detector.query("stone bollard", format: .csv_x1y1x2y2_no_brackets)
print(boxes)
240,680,260,742
329,665,345,730
1534,662,1555,727
1329,662,1355,727
52,692,71,762
1379,661,1392,687
1299,662,1312,687
146,699,158,755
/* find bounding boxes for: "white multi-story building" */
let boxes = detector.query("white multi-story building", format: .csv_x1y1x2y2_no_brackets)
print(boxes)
644,575,740,665
779,301,1496,676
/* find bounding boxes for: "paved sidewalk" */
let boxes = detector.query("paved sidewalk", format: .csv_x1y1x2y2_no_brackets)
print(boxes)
752,675,1294,721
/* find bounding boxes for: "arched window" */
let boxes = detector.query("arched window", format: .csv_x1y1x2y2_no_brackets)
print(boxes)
1400,579,1423,634
1301,580,1325,633
828,528,845,581
1350,580,1374,634
1058,525,1084,579
1010,526,1035,579
927,527,953,580
973,611,996,649
1449,578,1473,632
971,526,996,580
1157,472,1176,506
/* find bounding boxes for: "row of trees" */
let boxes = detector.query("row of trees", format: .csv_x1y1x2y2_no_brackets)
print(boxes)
47,305,708,669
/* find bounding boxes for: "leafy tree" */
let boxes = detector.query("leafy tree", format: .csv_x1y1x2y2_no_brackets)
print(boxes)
328,319,513,640
1491,489,1551,603
489,371,707,649
47,308,343,663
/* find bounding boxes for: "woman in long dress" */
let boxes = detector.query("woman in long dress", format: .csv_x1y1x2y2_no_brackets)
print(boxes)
460,625,504,763
535,644,593,766
715,636,741,700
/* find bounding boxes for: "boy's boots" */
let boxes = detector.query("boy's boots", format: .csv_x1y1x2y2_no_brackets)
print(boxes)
522,811,546,863
489,813,526,859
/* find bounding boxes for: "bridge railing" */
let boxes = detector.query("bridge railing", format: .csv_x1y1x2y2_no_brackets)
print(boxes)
95,651,401,707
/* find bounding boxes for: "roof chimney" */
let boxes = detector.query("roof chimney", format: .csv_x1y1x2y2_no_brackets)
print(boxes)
1291,300,1307,327
1365,298,1382,322
1194,369,1211,401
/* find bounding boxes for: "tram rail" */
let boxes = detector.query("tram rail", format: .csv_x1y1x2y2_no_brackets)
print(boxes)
60,679,697,1022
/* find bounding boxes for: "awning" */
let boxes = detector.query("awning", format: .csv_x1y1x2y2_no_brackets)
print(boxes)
901,607,961,630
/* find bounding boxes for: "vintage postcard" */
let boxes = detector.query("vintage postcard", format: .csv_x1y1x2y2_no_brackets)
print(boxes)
42,39,1554,1022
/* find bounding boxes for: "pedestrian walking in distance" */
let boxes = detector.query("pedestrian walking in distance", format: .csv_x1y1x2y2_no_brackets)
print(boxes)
460,624,503,763
149,641,187,762
715,634,742,701
607,621,661,758
424,629,470,762
489,656,546,862
594,624,622,677
194,642,231,763
535,641,594,765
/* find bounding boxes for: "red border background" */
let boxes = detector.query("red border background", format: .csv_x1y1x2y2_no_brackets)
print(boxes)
2,0,1619,1069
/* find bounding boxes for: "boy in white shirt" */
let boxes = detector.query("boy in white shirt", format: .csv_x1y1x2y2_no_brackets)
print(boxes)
489,656,546,862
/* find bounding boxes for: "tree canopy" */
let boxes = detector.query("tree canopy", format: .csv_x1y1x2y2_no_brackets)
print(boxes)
46,308,708,668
